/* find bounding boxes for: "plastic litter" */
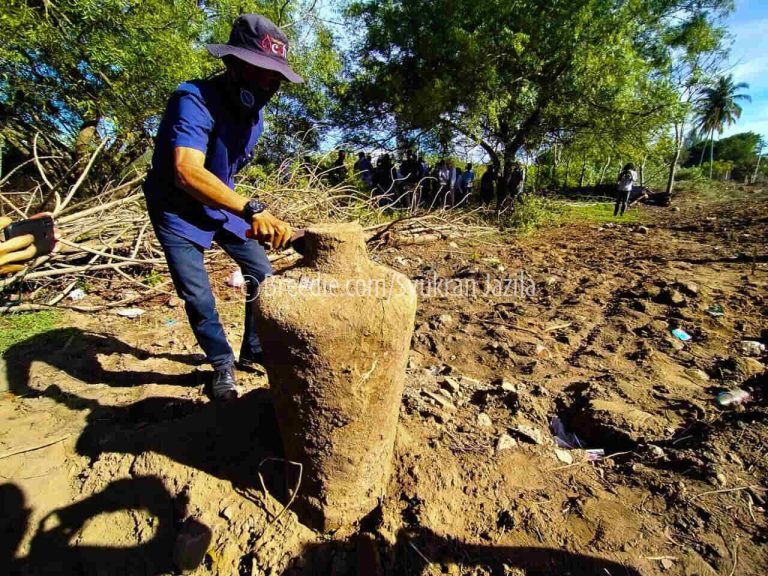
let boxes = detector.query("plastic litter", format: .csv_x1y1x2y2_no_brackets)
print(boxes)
549,416,583,449
716,388,751,407
165,319,177,327
226,269,245,288
671,328,691,341
585,449,605,461
736,340,765,357
706,304,724,317
68,288,86,301
116,308,145,318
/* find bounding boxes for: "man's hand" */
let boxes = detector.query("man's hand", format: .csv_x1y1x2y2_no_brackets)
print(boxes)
247,211,292,250
0,216,37,274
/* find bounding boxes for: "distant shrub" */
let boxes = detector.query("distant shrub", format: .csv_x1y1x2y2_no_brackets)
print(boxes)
675,166,703,181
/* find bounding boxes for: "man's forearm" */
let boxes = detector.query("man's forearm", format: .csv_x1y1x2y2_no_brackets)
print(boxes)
175,163,248,217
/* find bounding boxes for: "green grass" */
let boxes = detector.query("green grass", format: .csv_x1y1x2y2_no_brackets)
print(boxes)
0,310,62,354
557,200,641,224
496,195,641,235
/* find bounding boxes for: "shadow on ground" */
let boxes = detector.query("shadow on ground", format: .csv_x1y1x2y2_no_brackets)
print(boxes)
1,328,644,574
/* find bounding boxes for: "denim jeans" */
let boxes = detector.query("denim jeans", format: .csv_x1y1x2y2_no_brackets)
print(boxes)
154,224,273,370
614,189,631,216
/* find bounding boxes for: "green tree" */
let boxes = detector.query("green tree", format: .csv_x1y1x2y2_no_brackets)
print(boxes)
341,0,731,196
658,12,729,196
693,74,751,178
0,1,340,188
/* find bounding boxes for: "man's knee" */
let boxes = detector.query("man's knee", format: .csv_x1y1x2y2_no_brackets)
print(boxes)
182,289,217,319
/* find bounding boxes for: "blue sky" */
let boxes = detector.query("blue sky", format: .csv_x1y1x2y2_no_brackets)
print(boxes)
721,0,768,140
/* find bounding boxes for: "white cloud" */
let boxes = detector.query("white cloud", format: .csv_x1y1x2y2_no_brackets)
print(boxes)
729,16,768,40
730,56,768,84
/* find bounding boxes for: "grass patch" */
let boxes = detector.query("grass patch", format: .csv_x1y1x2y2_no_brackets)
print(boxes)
0,310,62,354
498,195,565,235
557,200,641,224
496,195,641,234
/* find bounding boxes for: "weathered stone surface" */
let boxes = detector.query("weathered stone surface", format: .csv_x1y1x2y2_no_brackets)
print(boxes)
255,223,418,531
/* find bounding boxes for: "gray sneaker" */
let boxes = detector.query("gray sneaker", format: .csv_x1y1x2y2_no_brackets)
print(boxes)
208,367,238,401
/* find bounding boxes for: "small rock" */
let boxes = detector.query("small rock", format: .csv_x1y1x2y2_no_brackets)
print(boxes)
645,444,665,460
672,206,680,212
510,424,544,445
421,390,456,411
554,448,573,464
669,338,685,351
660,558,675,570
736,340,765,357
680,282,699,297
493,377,521,392
437,313,455,327
656,287,686,307
448,241,459,249
166,296,183,308
636,225,649,234
685,368,710,382
496,434,518,452
604,222,616,229
477,412,493,427
459,375,481,387
715,472,727,487
441,376,461,394
511,341,540,357
220,506,234,521
173,518,213,572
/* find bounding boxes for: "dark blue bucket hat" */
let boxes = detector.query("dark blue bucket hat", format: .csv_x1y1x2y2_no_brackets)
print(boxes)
206,14,303,83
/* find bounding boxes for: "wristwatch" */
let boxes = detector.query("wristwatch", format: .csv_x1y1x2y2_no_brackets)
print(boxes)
242,198,266,222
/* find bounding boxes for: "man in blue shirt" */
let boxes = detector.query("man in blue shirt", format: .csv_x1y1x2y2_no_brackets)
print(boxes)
144,14,300,401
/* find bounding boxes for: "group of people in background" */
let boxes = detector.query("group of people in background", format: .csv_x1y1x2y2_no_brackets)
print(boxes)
325,149,637,217
329,149,525,211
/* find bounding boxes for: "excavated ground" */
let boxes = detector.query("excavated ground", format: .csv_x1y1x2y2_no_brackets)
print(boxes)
1,183,766,575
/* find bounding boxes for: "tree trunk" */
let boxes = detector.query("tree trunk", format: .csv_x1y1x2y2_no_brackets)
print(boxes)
598,156,611,185
640,156,647,187
665,121,683,196
564,157,570,188
709,131,714,179
75,119,100,161
753,146,763,183
578,158,587,188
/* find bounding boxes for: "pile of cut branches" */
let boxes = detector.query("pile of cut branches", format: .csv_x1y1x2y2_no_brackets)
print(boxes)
1,143,498,313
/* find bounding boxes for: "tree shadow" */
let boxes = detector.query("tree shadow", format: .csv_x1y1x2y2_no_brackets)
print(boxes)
3,327,200,393
3,327,285,492
283,527,643,575
1,476,186,575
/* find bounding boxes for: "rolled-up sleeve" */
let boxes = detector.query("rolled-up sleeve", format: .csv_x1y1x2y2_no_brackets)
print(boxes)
167,91,214,152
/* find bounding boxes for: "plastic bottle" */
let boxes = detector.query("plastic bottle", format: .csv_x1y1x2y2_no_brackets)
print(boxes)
716,388,751,407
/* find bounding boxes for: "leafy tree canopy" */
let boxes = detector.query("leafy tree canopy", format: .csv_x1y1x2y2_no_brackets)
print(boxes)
0,1,341,174
339,0,734,187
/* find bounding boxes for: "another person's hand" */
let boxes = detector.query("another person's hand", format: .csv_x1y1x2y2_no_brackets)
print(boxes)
0,216,37,274
247,211,292,250
0,214,58,275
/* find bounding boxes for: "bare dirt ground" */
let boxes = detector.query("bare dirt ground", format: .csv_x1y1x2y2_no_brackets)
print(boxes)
1,183,766,576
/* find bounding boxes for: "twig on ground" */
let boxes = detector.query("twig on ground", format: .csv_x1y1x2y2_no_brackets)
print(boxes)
688,484,766,503
0,434,70,460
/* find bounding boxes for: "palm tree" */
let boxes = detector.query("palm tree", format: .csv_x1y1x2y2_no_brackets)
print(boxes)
693,75,751,178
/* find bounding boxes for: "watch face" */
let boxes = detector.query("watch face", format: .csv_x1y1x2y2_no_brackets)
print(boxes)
248,199,265,215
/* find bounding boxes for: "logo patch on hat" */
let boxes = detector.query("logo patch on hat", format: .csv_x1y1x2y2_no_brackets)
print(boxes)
260,34,288,58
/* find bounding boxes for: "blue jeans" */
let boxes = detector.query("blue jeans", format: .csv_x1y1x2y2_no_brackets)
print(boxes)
154,225,272,370
614,189,631,216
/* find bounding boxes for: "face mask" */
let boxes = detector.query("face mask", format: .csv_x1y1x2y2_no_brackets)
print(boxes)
223,72,278,118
